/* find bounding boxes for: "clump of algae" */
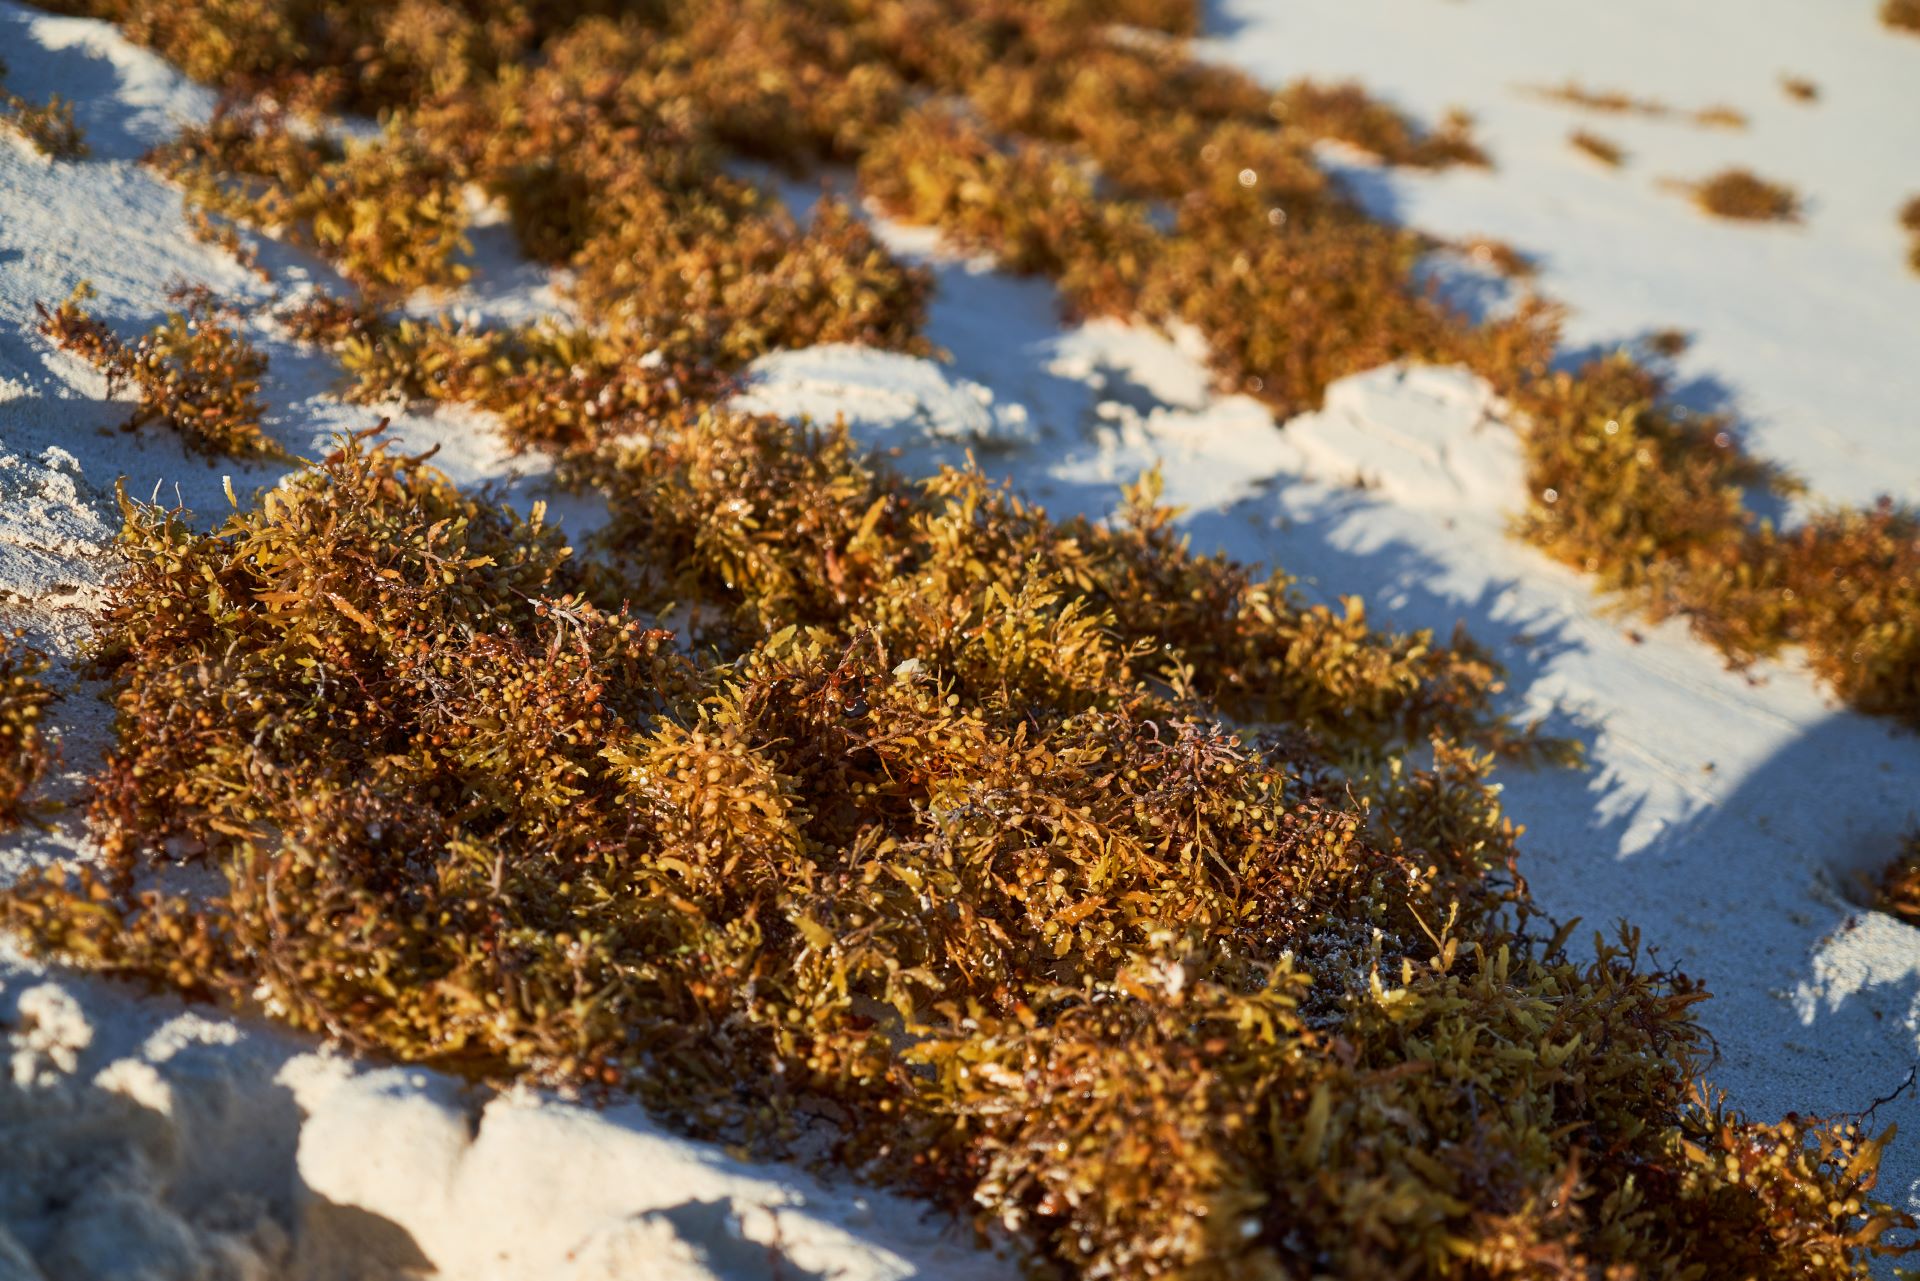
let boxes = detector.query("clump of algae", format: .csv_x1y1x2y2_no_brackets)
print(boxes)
149,107,471,298
1877,833,1920,925
1685,168,1804,222
1780,74,1820,103
1519,80,1747,129
0,56,88,159
0,633,55,829
1568,129,1626,167
5,1,1920,1274
125,0,1902,728
36,283,279,459
6,425,1912,1278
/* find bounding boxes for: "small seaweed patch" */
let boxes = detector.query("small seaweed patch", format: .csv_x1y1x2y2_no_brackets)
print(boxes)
1272,79,1487,168
0,634,55,829
1522,80,1747,129
1781,74,1821,103
36,283,279,459
3,428,1911,1278
1685,168,1805,222
0,57,88,159
1878,833,1920,924
1771,499,1920,720
858,106,1156,318
336,314,726,456
0,92,87,158
1569,129,1627,167
1453,236,1536,279
150,108,471,298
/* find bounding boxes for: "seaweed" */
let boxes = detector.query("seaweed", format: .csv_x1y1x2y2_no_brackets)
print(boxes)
93,0,1912,725
0,88,88,159
0,634,55,829
1878,832,1920,925
1780,74,1821,103
1520,80,1748,129
858,106,1157,318
150,107,471,297
1272,79,1487,168
1903,195,1920,273
1569,129,1626,167
7,2,1920,1272
0,53,87,157
1685,168,1804,222
5,428,1908,1277
1503,352,1786,651
1772,500,1920,720
35,283,278,459
337,314,723,455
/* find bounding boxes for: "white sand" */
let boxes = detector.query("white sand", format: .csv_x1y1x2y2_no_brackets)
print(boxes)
0,942,1007,1281
1199,0,1920,509
4,0,1920,1275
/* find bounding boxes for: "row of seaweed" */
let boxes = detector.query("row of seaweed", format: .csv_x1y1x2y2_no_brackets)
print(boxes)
30,0,1916,726
5,1,1918,1274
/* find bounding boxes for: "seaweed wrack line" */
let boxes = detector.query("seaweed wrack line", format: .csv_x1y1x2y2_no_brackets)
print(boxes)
4,1,1918,1276
50,0,1912,730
